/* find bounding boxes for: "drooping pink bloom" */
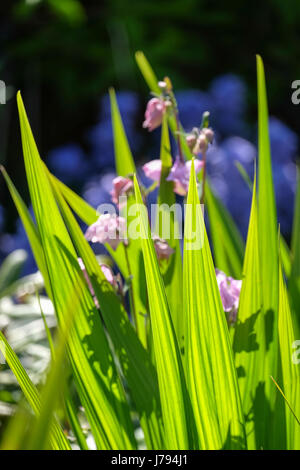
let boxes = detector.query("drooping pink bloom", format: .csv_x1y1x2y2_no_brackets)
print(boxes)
78,258,117,289
142,159,162,182
166,157,204,196
143,98,169,131
85,213,126,250
78,258,120,308
110,176,133,205
152,235,174,261
215,268,242,324
100,264,119,289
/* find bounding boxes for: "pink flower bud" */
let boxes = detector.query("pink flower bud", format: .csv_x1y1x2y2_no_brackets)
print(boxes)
194,134,207,155
143,98,168,131
110,176,133,205
203,127,214,143
186,133,197,150
215,268,242,324
85,213,126,251
142,159,162,182
100,264,119,289
78,258,120,308
152,235,174,261
188,127,214,155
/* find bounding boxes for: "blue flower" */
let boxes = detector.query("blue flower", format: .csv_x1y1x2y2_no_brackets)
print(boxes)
209,75,248,136
0,208,37,275
88,121,115,169
81,171,116,209
47,144,89,184
176,90,213,130
268,117,298,164
208,137,256,237
88,92,141,171
273,162,297,236
100,91,139,122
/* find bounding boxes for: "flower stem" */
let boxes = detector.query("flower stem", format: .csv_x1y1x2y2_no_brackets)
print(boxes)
175,110,184,163
200,150,207,205
124,243,137,329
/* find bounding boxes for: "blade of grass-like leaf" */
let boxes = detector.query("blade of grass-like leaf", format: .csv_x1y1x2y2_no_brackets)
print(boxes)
48,170,164,449
53,174,98,225
0,249,27,294
37,291,55,360
155,116,183,346
256,55,280,446
0,331,70,450
27,287,80,450
65,392,89,450
234,161,253,191
38,291,89,450
0,403,34,450
270,377,300,426
277,253,300,449
233,173,266,449
1,168,85,448
17,92,136,450
280,236,292,279
291,167,300,278
205,182,244,279
289,167,300,330
109,87,136,177
184,161,246,449
0,166,51,295
135,52,161,94
134,174,190,449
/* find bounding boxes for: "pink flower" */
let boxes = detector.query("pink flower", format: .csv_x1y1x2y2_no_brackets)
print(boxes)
110,176,133,205
78,258,120,307
100,264,115,286
153,235,174,261
215,269,242,324
166,157,204,196
85,213,126,250
143,98,168,131
142,159,162,182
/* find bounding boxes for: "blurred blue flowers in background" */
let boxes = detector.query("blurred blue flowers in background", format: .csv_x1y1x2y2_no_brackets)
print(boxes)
88,91,141,171
1,74,298,274
48,144,90,185
209,74,248,137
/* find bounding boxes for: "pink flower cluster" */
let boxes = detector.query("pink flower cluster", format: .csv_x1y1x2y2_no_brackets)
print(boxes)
85,213,126,251
186,127,214,156
142,157,203,196
215,269,242,324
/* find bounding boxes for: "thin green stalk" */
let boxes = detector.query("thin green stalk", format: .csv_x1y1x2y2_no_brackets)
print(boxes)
124,243,138,329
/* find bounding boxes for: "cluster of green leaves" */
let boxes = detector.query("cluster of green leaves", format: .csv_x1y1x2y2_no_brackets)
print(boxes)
0,53,299,450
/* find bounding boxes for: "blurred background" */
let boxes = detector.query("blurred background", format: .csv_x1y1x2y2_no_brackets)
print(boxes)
0,0,299,275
